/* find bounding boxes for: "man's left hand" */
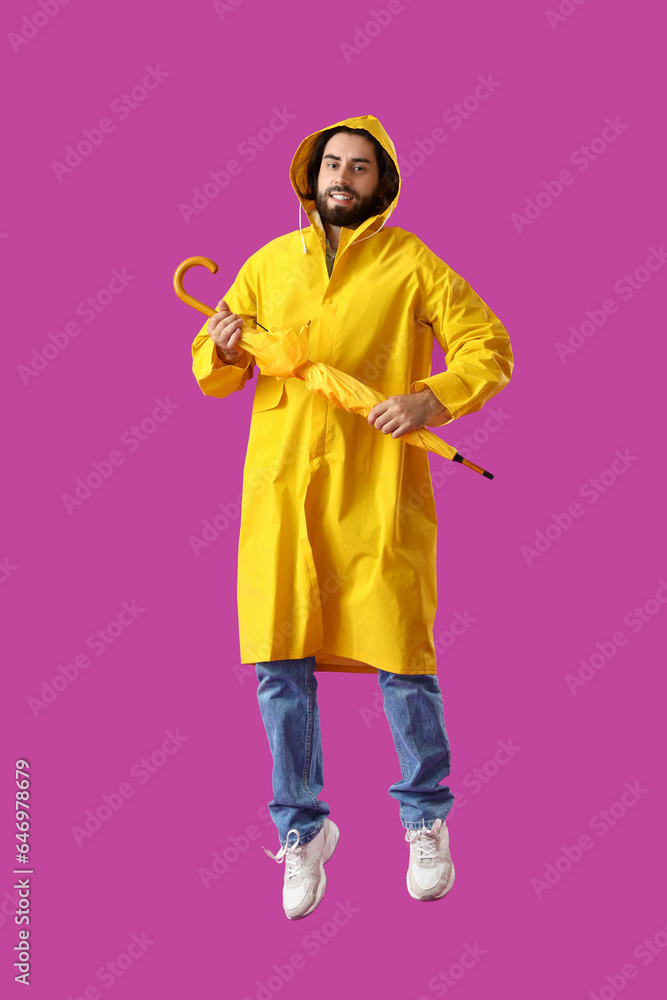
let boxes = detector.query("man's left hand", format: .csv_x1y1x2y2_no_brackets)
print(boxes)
367,387,451,438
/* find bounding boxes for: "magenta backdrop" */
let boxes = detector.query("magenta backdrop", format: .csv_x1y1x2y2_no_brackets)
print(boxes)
2,1,665,998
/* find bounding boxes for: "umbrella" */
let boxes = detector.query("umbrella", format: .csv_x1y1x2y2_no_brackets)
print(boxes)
174,256,493,479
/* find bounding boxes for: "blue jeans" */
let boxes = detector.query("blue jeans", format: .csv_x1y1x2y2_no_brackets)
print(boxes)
255,656,454,846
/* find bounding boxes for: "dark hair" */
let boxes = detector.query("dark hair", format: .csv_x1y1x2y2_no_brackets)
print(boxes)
296,125,399,214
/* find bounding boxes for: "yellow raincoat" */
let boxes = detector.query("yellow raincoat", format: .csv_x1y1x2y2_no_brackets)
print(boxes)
191,114,513,675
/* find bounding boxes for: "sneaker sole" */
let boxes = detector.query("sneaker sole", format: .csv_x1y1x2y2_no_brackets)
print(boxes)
407,860,456,901
286,820,340,921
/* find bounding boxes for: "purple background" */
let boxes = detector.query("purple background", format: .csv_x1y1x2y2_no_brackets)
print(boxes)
2,1,666,998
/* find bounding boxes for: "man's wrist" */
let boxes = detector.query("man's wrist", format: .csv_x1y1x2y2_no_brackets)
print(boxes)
421,385,449,419
216,344,240,365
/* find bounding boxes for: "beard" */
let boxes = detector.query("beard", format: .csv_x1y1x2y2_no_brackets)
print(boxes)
315,182,383,228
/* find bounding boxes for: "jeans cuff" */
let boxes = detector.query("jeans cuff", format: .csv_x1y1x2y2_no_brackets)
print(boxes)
402,817,447,831
280,821,324,848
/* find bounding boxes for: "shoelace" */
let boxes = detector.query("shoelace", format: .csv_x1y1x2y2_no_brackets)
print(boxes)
406,820,443,863
262,829,304,879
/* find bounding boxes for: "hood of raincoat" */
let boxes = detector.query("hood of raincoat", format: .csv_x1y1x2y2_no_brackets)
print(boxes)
290,114,401,252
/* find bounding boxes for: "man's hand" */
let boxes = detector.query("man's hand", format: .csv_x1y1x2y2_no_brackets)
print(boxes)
207,299,246,364
367,387,451,437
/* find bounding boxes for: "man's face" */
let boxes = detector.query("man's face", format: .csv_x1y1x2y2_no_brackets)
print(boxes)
315,132,383,228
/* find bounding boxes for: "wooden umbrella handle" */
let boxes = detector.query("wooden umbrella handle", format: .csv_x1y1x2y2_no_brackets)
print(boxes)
173,256,219,317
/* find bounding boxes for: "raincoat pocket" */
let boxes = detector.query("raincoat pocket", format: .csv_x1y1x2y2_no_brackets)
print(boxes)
245,375,291,471
252,374,286,413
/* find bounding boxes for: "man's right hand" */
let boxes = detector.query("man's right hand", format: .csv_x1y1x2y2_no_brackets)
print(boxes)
207,299,246,364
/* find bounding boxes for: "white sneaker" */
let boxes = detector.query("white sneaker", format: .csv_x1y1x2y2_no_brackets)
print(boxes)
263,819,339,920
405,818,455,901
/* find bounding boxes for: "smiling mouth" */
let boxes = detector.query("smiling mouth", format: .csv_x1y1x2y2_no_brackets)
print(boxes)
329,191,354,203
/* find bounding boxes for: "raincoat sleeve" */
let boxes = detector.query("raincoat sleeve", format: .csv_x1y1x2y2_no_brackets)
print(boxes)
191,257,257,398
410,251,514,424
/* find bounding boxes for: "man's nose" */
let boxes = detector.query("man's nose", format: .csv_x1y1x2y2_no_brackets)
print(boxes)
335,164,355,187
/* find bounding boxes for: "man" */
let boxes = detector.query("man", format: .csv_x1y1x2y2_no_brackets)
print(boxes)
191,114,513,920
